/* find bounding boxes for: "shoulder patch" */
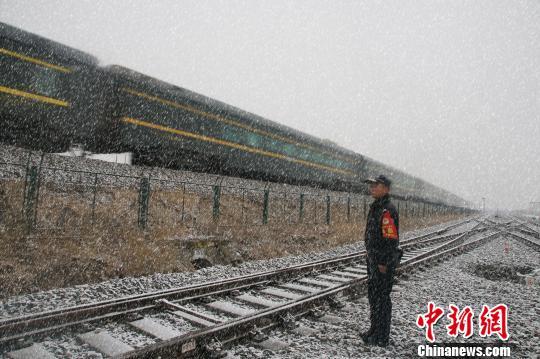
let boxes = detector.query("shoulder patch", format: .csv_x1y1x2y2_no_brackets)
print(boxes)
381,210,398,240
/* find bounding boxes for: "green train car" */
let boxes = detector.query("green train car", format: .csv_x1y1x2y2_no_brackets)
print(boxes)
0,23,114,152
106,65,363,191
0,22,470,208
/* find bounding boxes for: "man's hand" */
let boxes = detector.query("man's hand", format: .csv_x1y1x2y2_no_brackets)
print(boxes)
378,264,387,273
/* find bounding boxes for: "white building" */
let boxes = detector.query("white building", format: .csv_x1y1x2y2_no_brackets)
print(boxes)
55,144,133,165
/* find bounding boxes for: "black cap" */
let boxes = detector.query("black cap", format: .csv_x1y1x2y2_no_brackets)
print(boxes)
364,175,392,187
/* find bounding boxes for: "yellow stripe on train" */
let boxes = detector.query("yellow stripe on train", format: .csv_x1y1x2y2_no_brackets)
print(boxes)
0,85,70,107
0,48,72,73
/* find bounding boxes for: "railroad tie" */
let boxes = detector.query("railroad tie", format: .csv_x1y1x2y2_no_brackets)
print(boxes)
331,270,364,279
317,274,350,283
77,331,134,357
297,277,338,288
261,287,304,300
129,317,182,340
236,293,283,308
172,310,217,327
279,283,319,293
6,344,55,359
341,266,367,275
206,300,258,317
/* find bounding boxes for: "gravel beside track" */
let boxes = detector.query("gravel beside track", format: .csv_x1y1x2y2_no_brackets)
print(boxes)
228,233,540,358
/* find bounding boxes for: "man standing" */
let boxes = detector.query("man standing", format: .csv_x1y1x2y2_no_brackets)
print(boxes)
361,175,400,347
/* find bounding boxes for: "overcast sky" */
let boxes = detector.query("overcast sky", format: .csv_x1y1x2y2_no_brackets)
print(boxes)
1,0,539,210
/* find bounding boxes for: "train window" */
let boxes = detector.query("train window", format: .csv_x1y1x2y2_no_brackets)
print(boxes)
222,123,350,172
223,126,243,143
332,159,346,168
247,132,261,147
299,147,310,160
282,143,296,157
31,67,60,97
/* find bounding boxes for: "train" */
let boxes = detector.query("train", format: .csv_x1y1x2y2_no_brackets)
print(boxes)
0,22,470,208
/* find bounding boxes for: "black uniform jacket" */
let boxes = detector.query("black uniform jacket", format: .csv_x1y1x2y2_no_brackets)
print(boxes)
364,194,400,267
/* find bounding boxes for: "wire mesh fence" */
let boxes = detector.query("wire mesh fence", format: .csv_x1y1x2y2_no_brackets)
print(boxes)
0,152,468,236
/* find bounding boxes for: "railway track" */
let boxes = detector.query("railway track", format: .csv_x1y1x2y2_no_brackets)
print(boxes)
504,217,540,251
1,217,512,359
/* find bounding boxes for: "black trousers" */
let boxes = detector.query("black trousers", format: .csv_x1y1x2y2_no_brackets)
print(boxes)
366,259,395,342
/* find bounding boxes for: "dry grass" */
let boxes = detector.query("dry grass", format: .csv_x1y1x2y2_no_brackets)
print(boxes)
0,177,467,298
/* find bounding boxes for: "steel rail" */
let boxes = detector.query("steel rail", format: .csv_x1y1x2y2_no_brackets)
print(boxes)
504,230,540,251
507,216,540,237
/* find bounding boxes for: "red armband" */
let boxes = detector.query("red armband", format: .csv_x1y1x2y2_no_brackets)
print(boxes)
381,210,398,239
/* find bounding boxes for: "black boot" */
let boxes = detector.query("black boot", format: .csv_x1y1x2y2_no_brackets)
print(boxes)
360,328,375,343
376,338,389,347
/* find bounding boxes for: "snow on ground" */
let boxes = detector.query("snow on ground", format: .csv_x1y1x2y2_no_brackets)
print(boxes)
229,234,540,358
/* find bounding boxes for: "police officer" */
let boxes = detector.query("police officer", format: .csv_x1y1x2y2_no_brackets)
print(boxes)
361,175,400,347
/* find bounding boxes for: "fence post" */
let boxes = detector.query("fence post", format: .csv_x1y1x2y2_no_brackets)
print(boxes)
138,177,150,229
212,185,221,222
31,153,45,230
347,195,351,222
282,192,286,224
299,193,304,223
314,196,318,224
262,190,269,224
363,197,367,219
181,183,186,222
358,197,362,223
22,165,39,232
91,173,98,225
326,195,331,225
21,152,32,215
241,189,245,224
